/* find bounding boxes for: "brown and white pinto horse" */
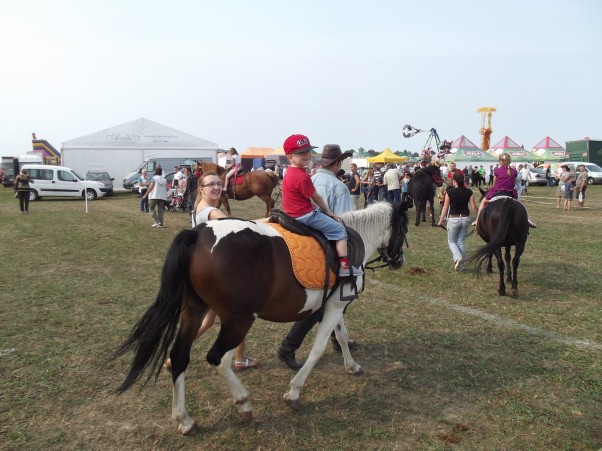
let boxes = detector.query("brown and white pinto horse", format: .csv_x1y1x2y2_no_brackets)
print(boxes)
199,162,279,217
112,202,408,435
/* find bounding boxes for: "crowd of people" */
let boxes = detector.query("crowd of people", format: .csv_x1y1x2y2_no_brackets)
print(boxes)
133,148,592,371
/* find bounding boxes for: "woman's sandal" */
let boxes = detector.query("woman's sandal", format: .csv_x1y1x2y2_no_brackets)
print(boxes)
234,356,257,370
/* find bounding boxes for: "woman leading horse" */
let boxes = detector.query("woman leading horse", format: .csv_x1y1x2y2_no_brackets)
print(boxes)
112,201,408,435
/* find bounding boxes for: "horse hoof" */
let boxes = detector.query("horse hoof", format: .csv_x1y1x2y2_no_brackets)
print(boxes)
348,366,363,376
180,422,201,436
431,223,437,227
498,290,506,296
511,289,519,298
284,396,300,411
238,411,253,425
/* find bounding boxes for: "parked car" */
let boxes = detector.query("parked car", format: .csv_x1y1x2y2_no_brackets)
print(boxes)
22,164,107,201
527,168,548,186
86,171,114,196
2,169,14,187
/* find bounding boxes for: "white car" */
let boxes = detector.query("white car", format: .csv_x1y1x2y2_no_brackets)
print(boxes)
22,164,107,201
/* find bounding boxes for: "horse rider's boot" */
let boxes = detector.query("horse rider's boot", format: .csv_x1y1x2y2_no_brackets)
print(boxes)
528,218,537,228
276,345,303,370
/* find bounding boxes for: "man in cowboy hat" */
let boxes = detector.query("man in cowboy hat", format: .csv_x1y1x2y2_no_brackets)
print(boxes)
276,143,359,370
311,144,354,213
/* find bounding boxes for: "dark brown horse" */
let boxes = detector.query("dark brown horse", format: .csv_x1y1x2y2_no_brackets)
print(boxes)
465,188,529,297
407,164,444,226
112,202,408,435
199,162,279,217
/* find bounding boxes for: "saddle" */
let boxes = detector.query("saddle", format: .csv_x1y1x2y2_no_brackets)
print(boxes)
267,209,364,302
226,169,248,196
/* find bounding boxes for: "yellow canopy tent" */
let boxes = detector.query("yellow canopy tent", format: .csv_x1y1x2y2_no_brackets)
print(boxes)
367,148,408,163
241,147,275,158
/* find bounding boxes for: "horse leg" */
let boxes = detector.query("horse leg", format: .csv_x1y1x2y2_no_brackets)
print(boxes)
420,201,426,223
429,198,437,226
284,300,347,410
220,194,232,216
259,194,274,217
415,201,422,226
494,248,506,296
510,242,525,298
206,316,255,419
332,316,362,375
170,309,206,435
486,255,493,273
504,246,512,283
213,349,252,423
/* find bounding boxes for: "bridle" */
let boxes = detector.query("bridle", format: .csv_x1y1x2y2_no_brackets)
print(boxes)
365,207,408,271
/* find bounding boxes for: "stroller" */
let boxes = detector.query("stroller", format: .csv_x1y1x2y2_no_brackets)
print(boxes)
167,188,187,212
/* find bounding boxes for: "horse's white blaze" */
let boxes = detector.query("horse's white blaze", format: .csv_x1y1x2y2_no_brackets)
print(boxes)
206,220,280,251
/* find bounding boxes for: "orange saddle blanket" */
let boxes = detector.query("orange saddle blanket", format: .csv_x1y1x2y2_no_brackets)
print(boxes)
268,223,336,289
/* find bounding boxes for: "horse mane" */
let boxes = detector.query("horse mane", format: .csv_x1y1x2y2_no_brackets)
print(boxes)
340,203,396,252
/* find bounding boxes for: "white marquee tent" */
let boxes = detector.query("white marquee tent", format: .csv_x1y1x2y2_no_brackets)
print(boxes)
61,118,219,189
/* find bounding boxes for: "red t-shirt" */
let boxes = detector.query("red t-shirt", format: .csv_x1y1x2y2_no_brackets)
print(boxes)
282,166,315,217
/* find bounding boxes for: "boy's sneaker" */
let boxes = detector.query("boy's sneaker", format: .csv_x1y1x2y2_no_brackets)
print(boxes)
339,265,364,277
528,219,537,228
151,223,159,227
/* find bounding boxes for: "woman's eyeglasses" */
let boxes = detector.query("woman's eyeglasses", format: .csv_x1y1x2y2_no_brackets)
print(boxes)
201,182,223,188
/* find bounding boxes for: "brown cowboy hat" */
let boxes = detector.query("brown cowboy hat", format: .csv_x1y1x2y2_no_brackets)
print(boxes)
316,144,353,166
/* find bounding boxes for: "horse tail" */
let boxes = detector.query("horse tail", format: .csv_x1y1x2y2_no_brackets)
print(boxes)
111,228,201,393
466,200,515,277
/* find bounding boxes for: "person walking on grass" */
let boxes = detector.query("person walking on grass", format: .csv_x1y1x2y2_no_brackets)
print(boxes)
142,167,168,228
14,169,32,213
575,164,588,209
164,170,258,371
437,171,478,271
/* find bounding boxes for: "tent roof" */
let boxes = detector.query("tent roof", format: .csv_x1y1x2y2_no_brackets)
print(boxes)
531,136,564,149
450,135,479,149
529,136,568,161
241,147,275,158
367,148,408,163
490,136,522,150
62,118,218,150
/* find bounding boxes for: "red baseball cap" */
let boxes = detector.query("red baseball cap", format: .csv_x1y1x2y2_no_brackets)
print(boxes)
283,134,317,155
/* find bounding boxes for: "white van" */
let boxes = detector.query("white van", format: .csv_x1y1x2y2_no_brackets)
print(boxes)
564,162,602,185
22,164,107,201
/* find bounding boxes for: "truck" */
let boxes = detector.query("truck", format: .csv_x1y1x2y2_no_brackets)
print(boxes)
1,154,44,186
122,155,215,191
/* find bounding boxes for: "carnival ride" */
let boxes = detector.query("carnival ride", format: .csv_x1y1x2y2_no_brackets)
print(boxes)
402,124,451,162
477,107,496,151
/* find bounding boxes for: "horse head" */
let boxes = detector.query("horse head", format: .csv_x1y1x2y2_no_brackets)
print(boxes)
417,164,444,187
379,202,409,270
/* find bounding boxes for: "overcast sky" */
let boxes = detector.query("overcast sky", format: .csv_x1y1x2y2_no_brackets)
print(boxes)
1,0,600,157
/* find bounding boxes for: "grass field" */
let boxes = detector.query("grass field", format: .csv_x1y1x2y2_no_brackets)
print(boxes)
1,185,601,450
